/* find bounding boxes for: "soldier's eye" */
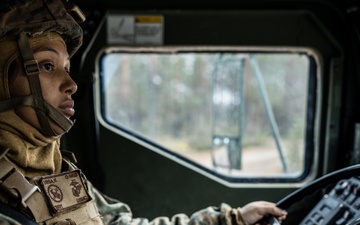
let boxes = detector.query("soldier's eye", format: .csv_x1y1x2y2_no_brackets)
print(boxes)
40,62,54,71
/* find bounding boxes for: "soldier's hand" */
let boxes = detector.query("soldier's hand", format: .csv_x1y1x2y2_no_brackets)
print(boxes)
238,201,287,225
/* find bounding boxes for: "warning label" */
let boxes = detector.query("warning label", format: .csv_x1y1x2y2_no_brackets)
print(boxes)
107,15,163,45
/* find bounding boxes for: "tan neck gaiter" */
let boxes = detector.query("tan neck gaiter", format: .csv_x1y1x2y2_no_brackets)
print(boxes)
0,110,62,178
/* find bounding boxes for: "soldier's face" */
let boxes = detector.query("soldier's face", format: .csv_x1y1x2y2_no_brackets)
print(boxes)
9,39,77,135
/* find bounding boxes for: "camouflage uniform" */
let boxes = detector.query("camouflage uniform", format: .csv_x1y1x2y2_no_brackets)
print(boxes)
0,151,247,225
0,1,248,224
0,184,247,225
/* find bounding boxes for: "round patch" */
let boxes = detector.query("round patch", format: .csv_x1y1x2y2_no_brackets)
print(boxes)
47,184,63,203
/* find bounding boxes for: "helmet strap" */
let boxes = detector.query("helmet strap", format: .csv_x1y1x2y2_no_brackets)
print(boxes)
10,32,75,136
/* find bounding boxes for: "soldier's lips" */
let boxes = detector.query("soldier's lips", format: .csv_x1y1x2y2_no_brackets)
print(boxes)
59,100,75,118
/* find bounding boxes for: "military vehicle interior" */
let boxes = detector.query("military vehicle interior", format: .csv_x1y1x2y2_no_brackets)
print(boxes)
62,0,360,224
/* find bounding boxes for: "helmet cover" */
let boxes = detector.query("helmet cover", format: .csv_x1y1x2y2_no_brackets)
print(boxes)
0,0,84,57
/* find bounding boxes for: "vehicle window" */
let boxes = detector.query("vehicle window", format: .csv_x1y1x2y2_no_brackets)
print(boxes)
98,48,316,182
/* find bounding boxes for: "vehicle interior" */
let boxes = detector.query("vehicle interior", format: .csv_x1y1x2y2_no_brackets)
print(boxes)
62,0,360,224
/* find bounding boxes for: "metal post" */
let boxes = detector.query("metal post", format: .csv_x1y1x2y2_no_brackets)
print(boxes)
249,54,288,173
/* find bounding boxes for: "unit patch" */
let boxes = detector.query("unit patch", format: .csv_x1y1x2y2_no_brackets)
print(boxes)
40,170,91,213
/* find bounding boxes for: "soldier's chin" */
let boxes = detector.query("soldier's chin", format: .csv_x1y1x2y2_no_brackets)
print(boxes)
14,104,70,137
48,120,68,137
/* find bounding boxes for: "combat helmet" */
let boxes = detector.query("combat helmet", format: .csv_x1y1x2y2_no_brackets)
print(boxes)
0,0,85,136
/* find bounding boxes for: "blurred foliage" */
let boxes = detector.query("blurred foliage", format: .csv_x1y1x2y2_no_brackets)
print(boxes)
103,52,309,175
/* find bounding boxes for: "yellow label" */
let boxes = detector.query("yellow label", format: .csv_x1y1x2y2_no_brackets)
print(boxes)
135,16,163,23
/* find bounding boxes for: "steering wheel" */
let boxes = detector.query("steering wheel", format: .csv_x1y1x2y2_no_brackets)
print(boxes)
271,164,360,225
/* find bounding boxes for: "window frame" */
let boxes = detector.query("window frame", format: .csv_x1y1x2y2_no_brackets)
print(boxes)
95,46,322,187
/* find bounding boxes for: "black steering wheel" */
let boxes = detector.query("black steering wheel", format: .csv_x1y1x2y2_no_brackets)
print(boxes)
272,164,360,225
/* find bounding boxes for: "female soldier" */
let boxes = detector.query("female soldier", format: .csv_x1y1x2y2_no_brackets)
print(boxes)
0,0,287,224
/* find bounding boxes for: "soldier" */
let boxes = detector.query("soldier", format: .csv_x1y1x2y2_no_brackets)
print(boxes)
0,0,287,224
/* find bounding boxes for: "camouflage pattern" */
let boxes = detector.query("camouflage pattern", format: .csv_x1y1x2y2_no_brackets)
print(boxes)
87,181,248,225
0,0,83,57
0,180,247,225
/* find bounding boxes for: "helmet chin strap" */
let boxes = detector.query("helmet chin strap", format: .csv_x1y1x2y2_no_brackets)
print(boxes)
3,32,75,136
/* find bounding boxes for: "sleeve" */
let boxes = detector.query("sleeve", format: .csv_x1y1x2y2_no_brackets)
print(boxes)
0,213,22,225
86,182,248,225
